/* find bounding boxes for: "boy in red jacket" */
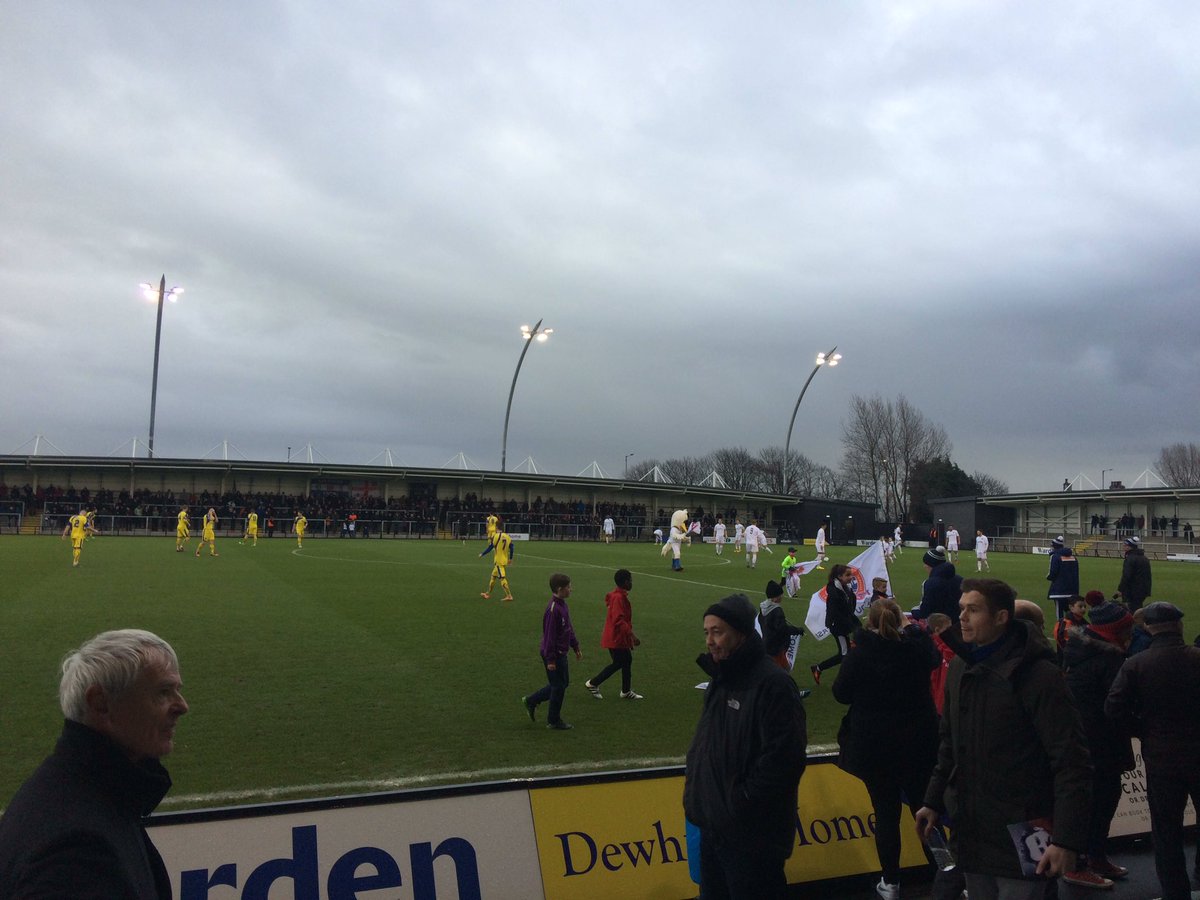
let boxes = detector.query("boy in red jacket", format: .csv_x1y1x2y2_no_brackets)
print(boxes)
585,569,643,700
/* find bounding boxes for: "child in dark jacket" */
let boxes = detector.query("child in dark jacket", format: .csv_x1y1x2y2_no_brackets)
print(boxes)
1053,595,1088,665
759,580,805,671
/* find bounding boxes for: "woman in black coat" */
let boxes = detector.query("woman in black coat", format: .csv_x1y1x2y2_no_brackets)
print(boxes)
834,599,940,899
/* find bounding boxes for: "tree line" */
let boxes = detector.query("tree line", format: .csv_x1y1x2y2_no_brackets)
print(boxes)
627,393,1009,523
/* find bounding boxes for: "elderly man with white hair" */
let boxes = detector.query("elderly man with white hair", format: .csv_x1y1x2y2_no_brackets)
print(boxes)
0,629,188,898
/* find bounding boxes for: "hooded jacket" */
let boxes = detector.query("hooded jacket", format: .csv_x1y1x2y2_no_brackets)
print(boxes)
0,720,173,898
923,620,1092,877
684,632,807,858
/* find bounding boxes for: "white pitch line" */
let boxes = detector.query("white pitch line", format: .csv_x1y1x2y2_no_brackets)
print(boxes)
160,756,686,806
159,744,837,807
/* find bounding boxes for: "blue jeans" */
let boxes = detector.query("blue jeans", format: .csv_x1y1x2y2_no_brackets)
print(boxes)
528,654,569,724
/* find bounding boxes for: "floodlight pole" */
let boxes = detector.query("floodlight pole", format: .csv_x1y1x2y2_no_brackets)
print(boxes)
141,275,184,459
625,451,635,478
783,345,840,495
501,318,552,473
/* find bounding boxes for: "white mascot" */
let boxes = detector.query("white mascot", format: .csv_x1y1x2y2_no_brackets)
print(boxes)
660,509,690,571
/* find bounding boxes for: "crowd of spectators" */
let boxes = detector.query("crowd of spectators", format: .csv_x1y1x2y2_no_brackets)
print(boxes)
21,483,658,539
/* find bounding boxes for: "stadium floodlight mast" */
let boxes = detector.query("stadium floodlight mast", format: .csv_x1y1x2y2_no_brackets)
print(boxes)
500,319,553,473
625,451,635,478
783,346,841,495
139,275,184,459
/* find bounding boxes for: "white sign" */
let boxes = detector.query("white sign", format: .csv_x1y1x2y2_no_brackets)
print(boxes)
150,789,544,900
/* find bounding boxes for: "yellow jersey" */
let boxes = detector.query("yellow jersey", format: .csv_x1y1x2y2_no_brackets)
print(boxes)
69,514,88,540
493,532,513,567
246,512,258,532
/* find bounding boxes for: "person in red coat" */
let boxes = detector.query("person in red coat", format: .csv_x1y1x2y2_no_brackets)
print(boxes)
585,569,643,700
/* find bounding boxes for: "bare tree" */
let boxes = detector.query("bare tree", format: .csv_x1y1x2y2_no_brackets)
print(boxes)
972,470,1010,496
757,446,830,496
1157,443,1200,487
709,446,761,491
840,394,950,522
662,455,714,486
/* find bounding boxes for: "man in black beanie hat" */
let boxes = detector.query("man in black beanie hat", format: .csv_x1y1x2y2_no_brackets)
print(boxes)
684,594,808,899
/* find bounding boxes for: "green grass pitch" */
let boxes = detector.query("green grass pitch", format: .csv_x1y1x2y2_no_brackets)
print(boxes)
3,535,1197,811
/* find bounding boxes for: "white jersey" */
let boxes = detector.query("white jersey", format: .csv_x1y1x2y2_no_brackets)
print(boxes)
744,525,763,551
894,526,902,544
975,534,989,557
603,517,615,534
815,527,826,554
714,523,727,542
734,523,745,542
946,529,960,550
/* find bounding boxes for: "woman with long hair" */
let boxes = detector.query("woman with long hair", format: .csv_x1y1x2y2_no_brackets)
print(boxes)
811,564,858,684
833,599,940,900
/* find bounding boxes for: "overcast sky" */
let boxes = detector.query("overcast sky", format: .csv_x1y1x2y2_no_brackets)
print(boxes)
2,2,1197,493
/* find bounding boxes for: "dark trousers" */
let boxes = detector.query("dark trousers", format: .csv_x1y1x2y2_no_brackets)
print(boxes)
1146,768,1200,900
699,830,787,900
528,654,569,724
862,767,933,884
590,648,632,693
1085,761,1125,860
816,634,851,673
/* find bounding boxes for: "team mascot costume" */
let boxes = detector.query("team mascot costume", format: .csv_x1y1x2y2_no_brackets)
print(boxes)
661,509,690,571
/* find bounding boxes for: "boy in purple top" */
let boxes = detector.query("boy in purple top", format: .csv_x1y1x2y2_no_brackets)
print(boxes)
522,573,583,730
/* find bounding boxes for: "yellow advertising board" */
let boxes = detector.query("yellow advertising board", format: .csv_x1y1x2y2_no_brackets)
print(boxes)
529,761,927,900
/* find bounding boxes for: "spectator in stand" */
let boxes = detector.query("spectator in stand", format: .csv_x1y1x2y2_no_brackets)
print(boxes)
1061,601,1135,888
1047,545,1080,621
834,599,940,900
1114,536,1152,610
1106,602,1200,900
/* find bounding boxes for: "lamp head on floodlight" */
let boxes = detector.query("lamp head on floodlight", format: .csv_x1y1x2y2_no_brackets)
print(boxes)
816,350,842,367
140,282,184,303
521,324,553,342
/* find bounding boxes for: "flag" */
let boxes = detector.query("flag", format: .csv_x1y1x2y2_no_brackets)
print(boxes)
804,541,891,640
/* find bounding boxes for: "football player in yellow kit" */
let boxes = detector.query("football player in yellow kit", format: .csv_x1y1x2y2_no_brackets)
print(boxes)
61,509,98,567
485,513,500,540
176,507,191,552
195,508,219,558
480,529,515,602
293,512,307,548
241,511,259,546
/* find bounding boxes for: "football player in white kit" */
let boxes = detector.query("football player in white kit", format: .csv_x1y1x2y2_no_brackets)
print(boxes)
713,516,727,555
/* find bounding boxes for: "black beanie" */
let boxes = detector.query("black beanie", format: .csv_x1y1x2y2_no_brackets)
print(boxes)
704,594,757,635
923,546,946,568
765,580,784,600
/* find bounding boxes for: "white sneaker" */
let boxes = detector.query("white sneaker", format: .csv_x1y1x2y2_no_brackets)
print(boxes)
620,690,644,700
875,878,899,900
585,681,603,699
